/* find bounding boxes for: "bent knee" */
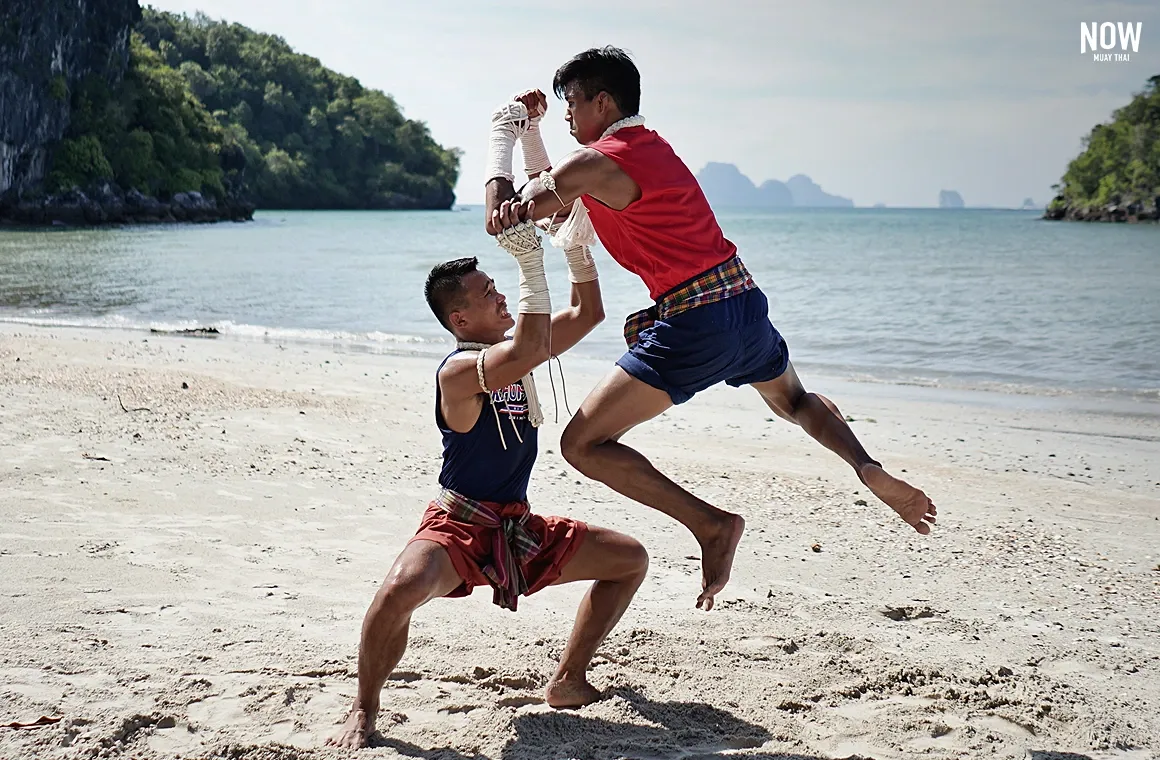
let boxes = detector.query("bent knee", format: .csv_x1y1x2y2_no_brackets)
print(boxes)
560,421,599,470
756,382,806,421
377,568,439,615
614,537,650,583
628,540,649,577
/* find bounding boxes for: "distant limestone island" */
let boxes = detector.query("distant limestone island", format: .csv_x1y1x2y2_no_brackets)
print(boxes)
938,190,964,209
1045,74,1159,223
1,1,460,227
695,163,854,208
696,166,1030,211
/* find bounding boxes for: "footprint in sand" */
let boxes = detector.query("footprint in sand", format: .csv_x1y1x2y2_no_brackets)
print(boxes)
215,489,253,502
879,605,939,622
732,635,800,655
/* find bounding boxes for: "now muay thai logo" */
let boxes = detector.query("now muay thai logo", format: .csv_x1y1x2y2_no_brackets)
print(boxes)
1081,22,1143,62
493,382,528,417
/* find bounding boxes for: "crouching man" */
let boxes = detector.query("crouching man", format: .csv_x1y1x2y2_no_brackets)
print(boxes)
327,200,648,748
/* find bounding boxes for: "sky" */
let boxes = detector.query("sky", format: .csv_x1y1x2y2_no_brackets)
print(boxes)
147,0,1160,208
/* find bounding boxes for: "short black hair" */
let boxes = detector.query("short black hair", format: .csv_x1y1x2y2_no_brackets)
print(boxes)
552,46,640,117
424,257,479,332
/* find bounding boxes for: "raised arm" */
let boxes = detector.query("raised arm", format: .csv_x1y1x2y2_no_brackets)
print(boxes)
441,268,603,406
486,149,608,230
464,92,608,378
441,200,553,404
550,278,604,358
482,91,629,231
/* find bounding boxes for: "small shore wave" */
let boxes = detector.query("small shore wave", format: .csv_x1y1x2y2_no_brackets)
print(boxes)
2,313,1156,411
0,314,452,357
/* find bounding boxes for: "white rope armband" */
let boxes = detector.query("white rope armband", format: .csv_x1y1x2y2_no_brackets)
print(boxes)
520,116,551,177
548,196,597,249
458,340,544,450
563,244,598,284
485,102,532,185
546,198,599,283
495,221,551,314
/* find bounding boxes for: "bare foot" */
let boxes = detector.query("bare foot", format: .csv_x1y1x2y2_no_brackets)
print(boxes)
695,512,746,611
545,676,602,709
860,463,937,534
325,707,376,749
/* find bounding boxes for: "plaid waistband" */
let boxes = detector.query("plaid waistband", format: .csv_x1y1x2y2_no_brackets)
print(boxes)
623,255,757,349
434,488,540,612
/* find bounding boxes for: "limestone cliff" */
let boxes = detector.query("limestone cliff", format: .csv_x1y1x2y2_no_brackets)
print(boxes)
938,190,965,208
695,163,852,208
0,0,140,196
1045,75,1159,223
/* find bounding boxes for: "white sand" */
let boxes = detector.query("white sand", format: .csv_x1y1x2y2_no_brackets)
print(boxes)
1,324,1157,760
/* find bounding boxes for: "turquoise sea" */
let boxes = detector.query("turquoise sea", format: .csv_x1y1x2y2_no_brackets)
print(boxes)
1,208,1158,400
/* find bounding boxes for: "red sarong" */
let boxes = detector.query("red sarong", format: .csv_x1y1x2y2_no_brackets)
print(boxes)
409,497,587,609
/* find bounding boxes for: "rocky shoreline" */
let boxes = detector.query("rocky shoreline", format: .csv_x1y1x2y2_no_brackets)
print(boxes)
0,182,254,227
1044,196,1160,223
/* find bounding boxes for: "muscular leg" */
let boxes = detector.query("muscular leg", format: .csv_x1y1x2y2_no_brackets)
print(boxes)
326,540,462,748
544,526,649,708
751,362,937,534
560,367,744,611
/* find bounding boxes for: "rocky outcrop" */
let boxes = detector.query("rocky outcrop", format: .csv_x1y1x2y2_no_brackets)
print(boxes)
1044,196,1159,223
0,181,254,226
785,174,853,208
1,0,252,226
1046,76,1159,224
696,163,772,207
938,190,965,208
696,163,852,208
0,0,140,196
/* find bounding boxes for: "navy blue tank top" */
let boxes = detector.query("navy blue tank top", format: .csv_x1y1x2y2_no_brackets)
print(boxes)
435,350,537,503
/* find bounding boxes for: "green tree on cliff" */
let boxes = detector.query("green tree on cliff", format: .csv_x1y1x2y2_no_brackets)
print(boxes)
49,32,227,199
135,8,460,209
1050,75,1160,216
48,7,459,210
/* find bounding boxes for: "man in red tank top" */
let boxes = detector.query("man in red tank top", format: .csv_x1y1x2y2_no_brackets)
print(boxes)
483,47,937,612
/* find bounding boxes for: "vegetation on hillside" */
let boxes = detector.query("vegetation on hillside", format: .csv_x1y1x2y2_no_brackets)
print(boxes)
48,32,230,200
48,8,459,210
1047,75,1159,221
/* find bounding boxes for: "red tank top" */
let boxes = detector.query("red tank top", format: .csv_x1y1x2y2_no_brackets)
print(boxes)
584,126,737,300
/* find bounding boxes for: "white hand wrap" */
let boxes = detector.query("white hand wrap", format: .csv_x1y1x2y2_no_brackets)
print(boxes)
563,244,598,284
495,221,551,314
520,115,551,177
548,199,599,283
485,102,532,184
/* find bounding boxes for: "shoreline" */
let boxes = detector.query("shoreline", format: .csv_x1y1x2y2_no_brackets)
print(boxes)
0,185,256,228
0,323,1157,759
3,319,1158,417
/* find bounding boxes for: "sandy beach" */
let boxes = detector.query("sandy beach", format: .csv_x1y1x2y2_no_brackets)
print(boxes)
1,323,1157,760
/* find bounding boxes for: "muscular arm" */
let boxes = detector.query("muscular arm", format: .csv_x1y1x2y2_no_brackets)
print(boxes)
485,148,620,228
441,275,604,403
442,196,555,412
550,278,604,357
438,311,550,407
439,277,603,415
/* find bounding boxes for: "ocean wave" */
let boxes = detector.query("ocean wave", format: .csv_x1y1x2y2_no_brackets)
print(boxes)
791,360,1160,406
3,314,1156,407
0,314,451,354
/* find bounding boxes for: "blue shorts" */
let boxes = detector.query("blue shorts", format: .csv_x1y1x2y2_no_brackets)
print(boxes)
616,287,790,405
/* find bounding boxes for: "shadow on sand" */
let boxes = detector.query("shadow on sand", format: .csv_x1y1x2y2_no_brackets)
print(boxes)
372,687,869,760
370,687,1103,760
